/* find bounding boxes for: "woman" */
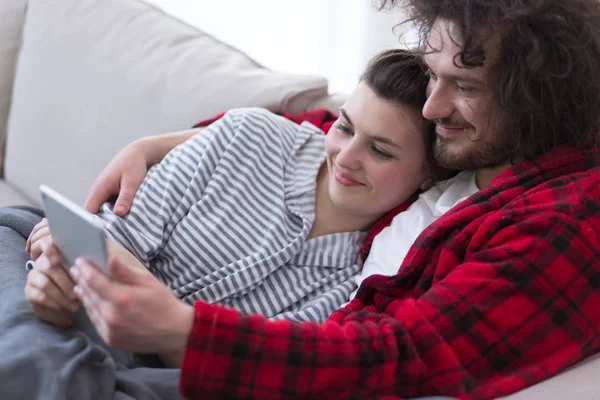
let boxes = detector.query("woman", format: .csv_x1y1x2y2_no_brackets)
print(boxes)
25,49,434,362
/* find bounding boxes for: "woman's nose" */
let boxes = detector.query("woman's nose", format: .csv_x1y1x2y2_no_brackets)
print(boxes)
335,140,362,171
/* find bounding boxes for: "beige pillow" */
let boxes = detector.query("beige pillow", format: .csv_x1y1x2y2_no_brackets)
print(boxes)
5,0,328,206
0,0,27,178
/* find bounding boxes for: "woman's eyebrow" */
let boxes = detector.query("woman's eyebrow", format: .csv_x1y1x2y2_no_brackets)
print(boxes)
340,107,402,149
339,108,354,126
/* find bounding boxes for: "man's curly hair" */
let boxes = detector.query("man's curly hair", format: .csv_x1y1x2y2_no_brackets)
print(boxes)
378,0,600,159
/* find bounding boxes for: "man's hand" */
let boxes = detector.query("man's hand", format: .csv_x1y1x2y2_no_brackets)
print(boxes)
25,236,79,327
84,140,151,217
84,128,203,217
71,254,194,367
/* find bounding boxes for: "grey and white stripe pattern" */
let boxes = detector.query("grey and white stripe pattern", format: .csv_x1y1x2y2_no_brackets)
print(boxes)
98,108,364,323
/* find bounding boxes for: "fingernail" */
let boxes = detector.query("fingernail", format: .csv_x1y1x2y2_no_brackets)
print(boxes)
74,257,84,266
71,266,80,279
73,286,83,296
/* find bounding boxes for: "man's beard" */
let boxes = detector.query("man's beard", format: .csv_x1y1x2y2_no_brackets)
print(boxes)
434,134,516,171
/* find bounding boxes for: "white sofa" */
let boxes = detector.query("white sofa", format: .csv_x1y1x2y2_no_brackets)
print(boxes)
0,0,342,208
0,0,598,398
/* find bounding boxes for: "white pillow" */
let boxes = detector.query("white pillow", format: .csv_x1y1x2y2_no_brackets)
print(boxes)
5,0,328,206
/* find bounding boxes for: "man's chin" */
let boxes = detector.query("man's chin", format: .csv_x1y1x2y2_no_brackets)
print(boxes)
435,150,512,171
434,142,470,170
433,138,515,171
435,146,484,170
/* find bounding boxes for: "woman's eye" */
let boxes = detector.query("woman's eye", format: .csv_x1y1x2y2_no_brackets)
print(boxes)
371,146,393,160
336,123,353,135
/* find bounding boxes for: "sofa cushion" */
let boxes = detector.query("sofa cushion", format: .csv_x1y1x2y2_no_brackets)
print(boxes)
5,0,328,206
501,353,600,400
0,180,35,208
0,0,27,178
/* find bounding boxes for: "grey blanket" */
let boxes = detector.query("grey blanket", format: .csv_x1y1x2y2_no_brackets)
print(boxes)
0,206,182,400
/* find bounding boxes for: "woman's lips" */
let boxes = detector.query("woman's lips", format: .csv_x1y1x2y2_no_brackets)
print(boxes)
334,168,362,187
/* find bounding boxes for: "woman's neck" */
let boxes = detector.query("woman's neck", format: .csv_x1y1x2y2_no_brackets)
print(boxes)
307,164,380,240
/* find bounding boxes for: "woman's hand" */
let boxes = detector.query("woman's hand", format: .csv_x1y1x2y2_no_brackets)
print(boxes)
25,235,79,327
84,139,152,217
24,233,144,328
71,254,194,367
26,218,50,256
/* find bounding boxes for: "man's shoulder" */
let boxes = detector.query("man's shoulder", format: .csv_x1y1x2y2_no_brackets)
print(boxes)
524,165,598,206
491,165,600,231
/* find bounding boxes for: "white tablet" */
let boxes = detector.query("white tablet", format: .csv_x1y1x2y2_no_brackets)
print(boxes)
39,185,109,275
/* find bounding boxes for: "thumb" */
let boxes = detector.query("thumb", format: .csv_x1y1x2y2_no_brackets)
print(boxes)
107,255,145,285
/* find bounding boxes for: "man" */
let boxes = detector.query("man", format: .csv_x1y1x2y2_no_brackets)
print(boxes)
53,0,600,398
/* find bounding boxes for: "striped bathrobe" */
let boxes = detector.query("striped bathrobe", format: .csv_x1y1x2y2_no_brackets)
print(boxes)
98,108,365,323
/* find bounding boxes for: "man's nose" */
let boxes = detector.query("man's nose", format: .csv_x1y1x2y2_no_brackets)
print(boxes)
422,83,454,121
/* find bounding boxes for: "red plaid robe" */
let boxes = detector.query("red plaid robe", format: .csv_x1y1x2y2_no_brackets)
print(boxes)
183,112,600,399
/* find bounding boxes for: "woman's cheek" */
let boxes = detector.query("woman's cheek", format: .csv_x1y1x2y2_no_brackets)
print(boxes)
324,131,341,157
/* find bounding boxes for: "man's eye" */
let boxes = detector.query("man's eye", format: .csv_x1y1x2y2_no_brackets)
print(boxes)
426,69,437,80
456,84,473,93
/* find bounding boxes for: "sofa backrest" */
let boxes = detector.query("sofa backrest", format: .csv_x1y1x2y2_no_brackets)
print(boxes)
0,0,27,178
5,0,331,206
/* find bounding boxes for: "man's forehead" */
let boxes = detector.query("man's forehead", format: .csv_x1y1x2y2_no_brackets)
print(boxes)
425,19,462,55
423,18,500,76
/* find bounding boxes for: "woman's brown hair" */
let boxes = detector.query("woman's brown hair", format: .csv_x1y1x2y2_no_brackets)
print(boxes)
360,49,448,184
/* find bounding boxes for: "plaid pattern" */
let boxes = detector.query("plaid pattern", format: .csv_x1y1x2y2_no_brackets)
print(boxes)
182,115,600,398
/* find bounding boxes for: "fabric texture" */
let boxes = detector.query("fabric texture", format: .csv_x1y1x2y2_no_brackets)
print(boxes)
99,108,365,323
353,170,478,299
193,108,339,135
179,145,600,400
0,180,35,208
0,206,183,400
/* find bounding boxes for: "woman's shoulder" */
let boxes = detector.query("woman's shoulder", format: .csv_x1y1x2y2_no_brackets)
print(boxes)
223,107,296,131
223,107,323,149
